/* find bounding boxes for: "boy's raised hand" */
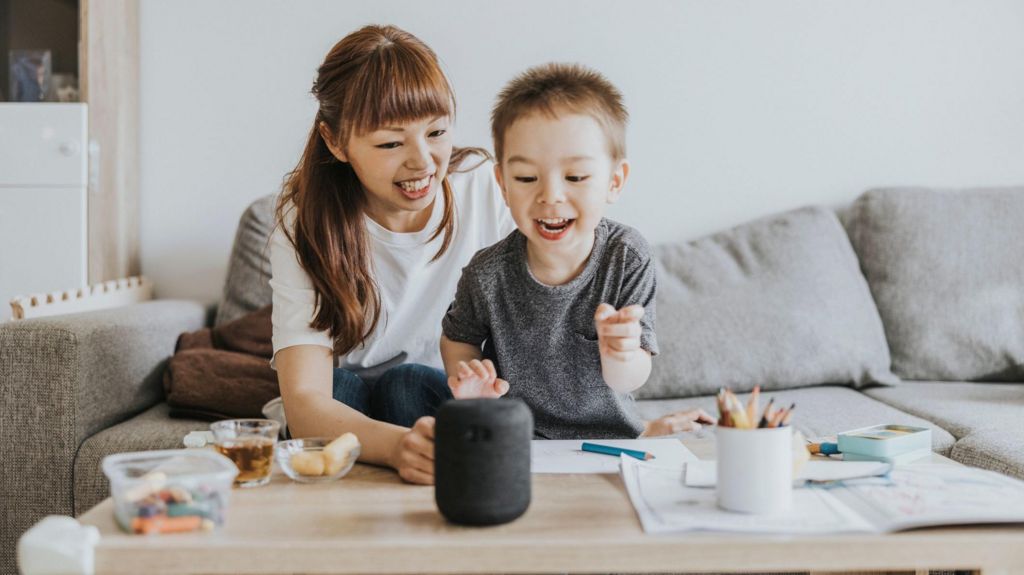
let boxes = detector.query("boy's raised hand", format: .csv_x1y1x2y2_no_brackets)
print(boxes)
594,303,645,362
448,359,510,399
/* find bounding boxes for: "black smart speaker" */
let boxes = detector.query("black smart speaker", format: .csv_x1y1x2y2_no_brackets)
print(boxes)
434,398,533,526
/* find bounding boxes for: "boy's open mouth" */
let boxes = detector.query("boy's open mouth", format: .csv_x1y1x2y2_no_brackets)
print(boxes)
395,174,433,200
535,217,575,240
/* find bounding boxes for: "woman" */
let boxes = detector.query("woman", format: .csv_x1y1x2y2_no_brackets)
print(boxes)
271,25,514,485
272,25,710,485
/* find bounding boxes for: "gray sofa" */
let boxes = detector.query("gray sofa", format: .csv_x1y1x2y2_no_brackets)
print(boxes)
2,187,1022,574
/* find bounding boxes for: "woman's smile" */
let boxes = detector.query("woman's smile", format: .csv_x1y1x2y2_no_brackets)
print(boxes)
395,173,434,200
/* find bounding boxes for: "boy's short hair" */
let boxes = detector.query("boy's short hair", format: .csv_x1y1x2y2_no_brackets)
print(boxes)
491,63,628,163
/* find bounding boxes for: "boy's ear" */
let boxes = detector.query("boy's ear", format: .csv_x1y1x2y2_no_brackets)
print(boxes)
606,159,630,204
494,163,511,207
318,121,348,163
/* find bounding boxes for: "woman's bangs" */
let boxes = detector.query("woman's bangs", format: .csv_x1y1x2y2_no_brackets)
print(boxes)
349,52,453,135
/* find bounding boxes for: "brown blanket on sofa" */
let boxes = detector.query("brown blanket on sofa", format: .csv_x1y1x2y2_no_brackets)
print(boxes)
163,305,279,420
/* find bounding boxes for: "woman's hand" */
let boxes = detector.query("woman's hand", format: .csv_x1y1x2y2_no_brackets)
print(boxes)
448,359,510,399
390,416,438,484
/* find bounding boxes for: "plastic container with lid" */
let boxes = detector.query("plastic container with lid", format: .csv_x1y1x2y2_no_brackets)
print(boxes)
101,449,238,535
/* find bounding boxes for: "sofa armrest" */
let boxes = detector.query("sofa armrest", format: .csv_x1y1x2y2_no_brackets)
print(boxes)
1,299,207,443
0,299,206,570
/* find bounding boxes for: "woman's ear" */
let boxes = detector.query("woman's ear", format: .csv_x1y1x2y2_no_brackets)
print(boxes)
606,159,630,204
318,121,348,163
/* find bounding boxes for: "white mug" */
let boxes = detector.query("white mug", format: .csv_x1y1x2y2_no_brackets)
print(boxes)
715,425,793,514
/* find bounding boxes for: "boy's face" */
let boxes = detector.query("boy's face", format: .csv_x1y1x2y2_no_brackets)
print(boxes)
495,112,628,259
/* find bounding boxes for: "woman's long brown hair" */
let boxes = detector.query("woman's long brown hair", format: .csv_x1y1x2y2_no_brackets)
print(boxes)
276,25,486,356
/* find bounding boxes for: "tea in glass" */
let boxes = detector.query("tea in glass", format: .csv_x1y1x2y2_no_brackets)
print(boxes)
209,419,280,487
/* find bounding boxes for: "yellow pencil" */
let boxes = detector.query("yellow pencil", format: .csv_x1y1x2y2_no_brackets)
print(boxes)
726,391,751,429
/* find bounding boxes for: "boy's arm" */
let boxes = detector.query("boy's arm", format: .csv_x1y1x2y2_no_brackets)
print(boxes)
596,237,659,394
440,335,483,375
595,304,652,393
440,264,508,399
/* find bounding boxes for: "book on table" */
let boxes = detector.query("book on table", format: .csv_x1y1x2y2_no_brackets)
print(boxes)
622,457,1024,535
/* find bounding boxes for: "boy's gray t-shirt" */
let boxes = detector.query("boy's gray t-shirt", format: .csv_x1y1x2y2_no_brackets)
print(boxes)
442,218,658,439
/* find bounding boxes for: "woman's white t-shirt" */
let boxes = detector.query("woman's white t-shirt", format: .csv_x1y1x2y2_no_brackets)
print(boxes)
270,159,515,370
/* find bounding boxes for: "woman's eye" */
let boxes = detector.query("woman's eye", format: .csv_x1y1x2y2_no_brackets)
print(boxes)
514,176,537,183
566,175,590,183
375,142,401,150
429,129,447,138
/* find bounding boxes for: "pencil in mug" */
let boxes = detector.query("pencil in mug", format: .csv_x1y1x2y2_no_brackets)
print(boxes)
745,385,760,425
768,402,796,428
725,390,752,429
716,389,732,427
757,398,776,428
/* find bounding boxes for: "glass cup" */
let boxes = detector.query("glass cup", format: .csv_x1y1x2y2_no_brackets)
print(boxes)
209,419,280,488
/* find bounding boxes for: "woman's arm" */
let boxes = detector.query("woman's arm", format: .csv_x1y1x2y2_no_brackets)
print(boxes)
275,344,436,484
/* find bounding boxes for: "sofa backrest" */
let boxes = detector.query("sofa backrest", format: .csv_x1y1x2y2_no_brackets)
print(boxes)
221,187,1024,394
843,186,1024,382
638,205,898,400
216,194,276,326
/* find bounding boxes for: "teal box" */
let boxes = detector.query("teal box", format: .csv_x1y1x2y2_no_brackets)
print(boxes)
837,424,931,457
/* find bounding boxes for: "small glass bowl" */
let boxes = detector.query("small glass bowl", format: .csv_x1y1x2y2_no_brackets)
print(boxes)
275,437,360,484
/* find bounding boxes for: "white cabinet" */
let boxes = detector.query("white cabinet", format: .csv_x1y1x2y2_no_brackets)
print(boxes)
0,103,88,319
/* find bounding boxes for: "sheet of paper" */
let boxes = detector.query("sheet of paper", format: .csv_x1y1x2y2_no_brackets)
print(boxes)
830,464,1024,532
621,455,876,535
683,460,892,487
530,439,697,474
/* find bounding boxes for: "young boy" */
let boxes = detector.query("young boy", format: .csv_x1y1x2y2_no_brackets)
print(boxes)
440,63,712,439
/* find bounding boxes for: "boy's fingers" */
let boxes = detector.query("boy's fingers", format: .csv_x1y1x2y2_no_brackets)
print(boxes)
606,337,641,352
483,359,497,380
598,322,642,339
594,303,617,323
615,305,645,323
695,409,716,424
469,360,490,381
493,378,510,397
457,361,472,378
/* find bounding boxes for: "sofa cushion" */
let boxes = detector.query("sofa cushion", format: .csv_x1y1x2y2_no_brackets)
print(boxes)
864,381,1024,439
845,187,1024,381
950,430,1024,480
635,386,955,454
639,206,897,400
73,403,209,515
215,194,277,326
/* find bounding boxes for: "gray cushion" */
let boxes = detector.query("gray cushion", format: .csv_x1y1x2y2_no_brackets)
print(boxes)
73,403,209,515
846,187,1024,381
635,385,955,454
864,381,1024,439
950,430,1024,480
639,206,897,400
215,194,277,326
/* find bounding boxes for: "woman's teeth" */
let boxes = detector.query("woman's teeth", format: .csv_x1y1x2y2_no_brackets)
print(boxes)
398,175,432,191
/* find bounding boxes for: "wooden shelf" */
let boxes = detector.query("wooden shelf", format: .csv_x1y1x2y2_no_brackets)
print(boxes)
1,0,139,284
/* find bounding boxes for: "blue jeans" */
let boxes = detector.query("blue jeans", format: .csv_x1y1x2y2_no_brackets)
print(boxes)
332,363,453,427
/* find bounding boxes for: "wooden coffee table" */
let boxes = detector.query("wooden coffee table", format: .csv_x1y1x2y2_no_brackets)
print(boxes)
77,437,1024,574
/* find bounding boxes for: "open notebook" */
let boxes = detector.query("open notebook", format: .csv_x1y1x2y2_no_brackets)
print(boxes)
622,457,1024,534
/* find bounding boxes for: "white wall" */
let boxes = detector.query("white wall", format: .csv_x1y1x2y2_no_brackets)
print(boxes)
140,0,1024,303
